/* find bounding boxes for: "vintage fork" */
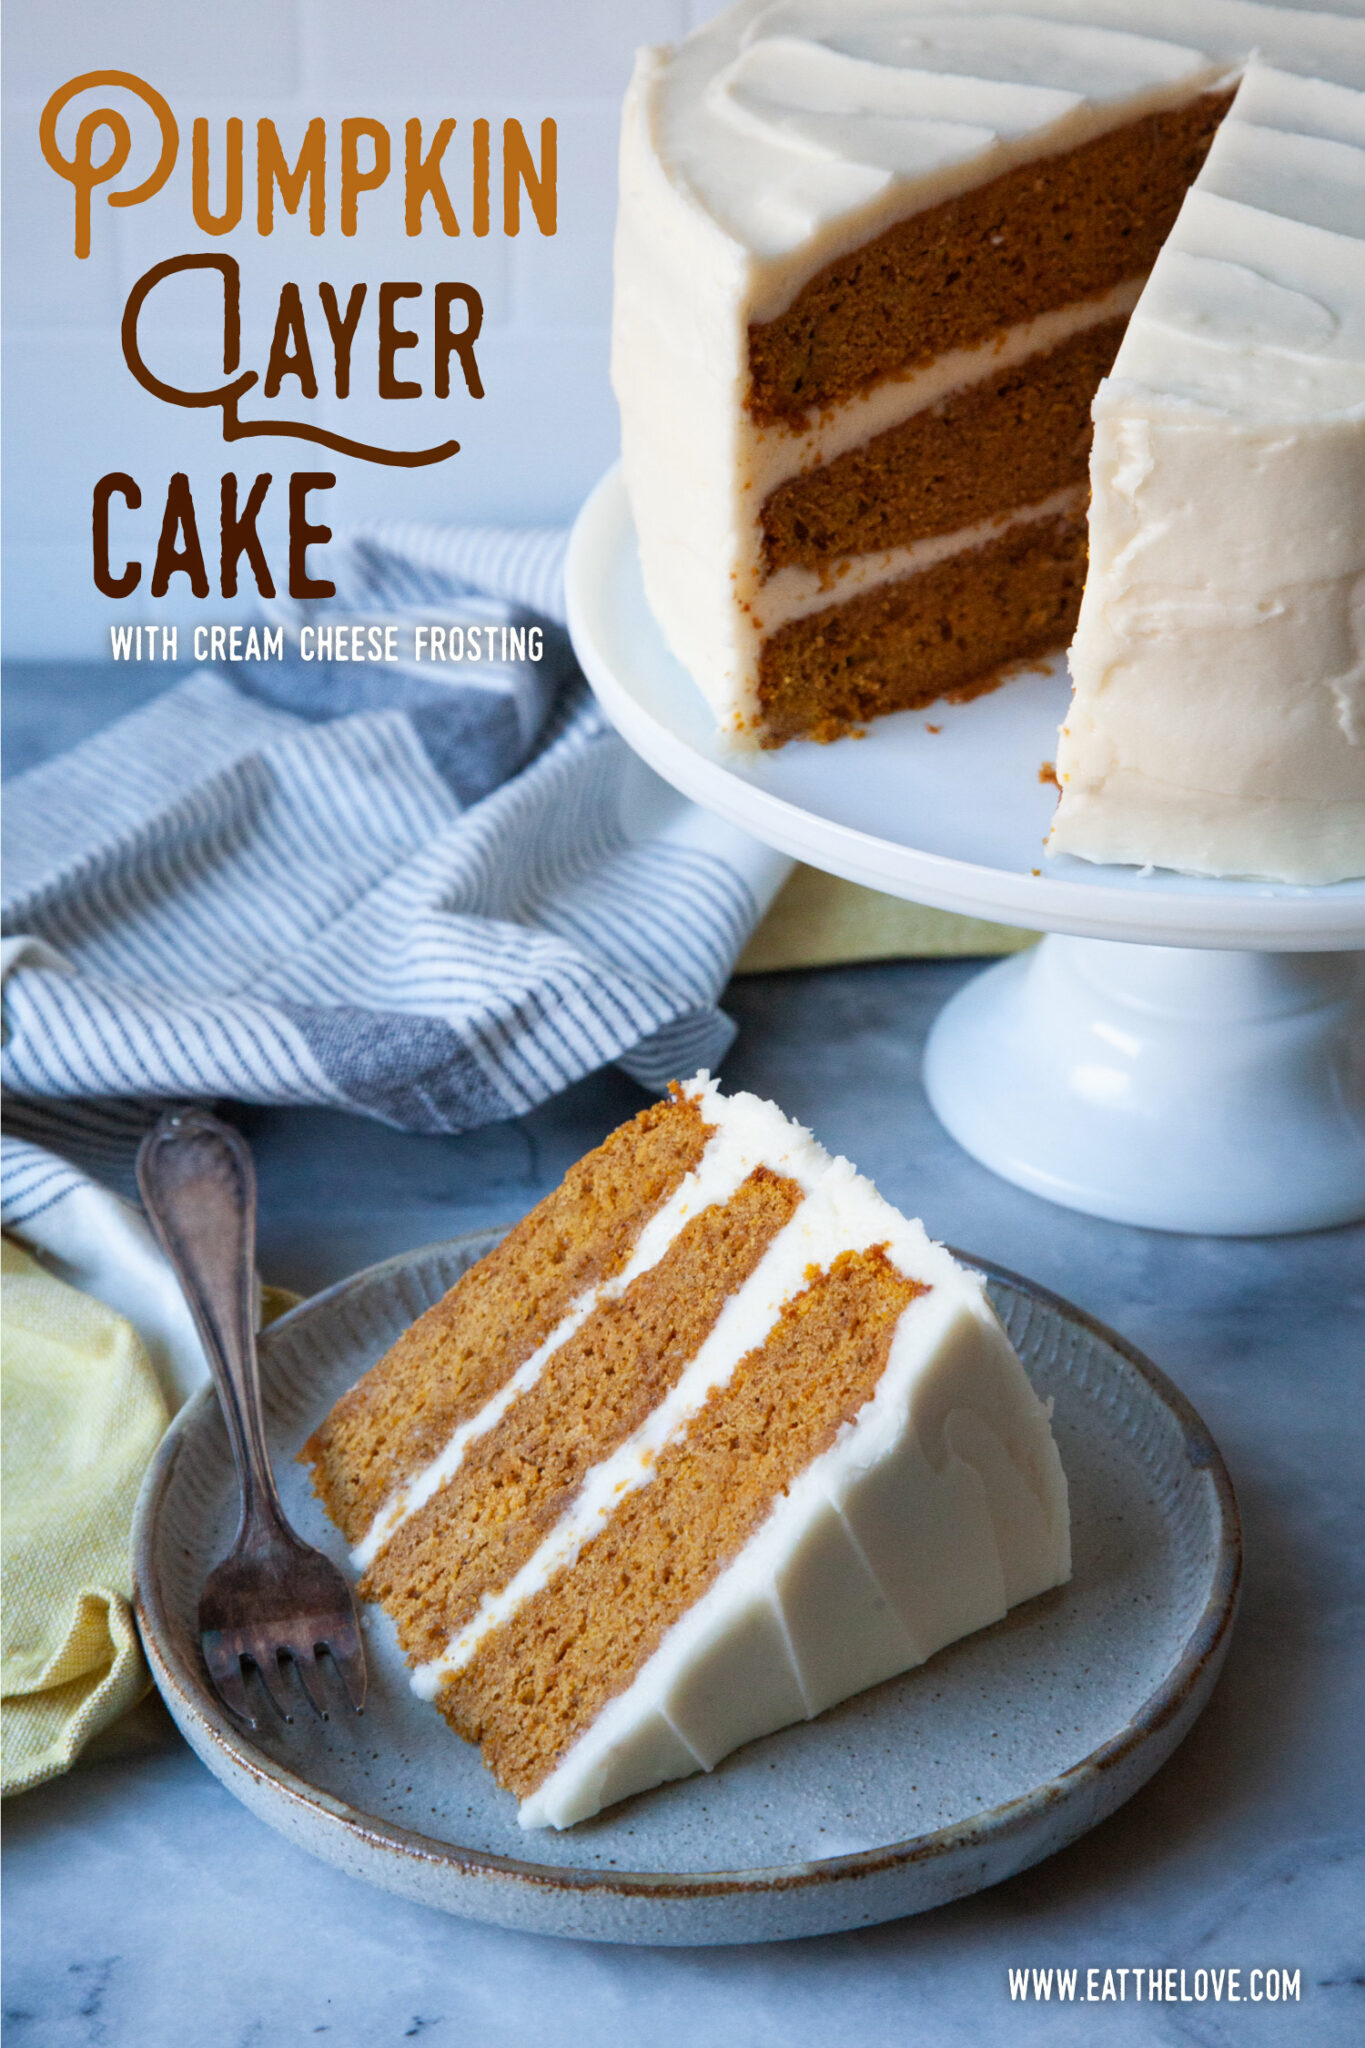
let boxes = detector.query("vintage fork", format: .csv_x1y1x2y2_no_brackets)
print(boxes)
137,1108,366,1728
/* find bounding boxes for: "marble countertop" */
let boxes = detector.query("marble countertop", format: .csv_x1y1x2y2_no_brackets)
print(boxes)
3,668,1362,2045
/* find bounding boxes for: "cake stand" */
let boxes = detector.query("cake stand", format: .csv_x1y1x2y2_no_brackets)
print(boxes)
565,469,1365,1236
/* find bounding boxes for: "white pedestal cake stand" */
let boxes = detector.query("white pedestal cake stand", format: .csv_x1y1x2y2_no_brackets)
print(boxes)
565,469,1365,1236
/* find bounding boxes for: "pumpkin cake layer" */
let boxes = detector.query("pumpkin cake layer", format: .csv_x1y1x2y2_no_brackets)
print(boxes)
759,315,1127,575
746,89,1232,428
757,506,1089,746
305,1075,1071,1829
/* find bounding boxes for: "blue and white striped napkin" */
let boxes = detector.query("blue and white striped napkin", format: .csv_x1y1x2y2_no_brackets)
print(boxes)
2,524,791,1244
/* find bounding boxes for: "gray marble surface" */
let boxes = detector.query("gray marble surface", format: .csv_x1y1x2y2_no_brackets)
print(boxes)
3,667,1363,2045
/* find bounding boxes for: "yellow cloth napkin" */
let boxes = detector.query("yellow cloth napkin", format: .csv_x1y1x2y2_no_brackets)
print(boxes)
736,865,1036,973
1,1237,170,1797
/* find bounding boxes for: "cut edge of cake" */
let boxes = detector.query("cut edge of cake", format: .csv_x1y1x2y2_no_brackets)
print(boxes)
613,3,1260,747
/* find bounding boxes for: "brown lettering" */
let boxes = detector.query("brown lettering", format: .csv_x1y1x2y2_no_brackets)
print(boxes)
264,283,319,399
341,118,389,235
318,283,367,398
289,472,335,597
257,118,325,235
192,117,242,235
404,118,458,236
220,472,275,598
435,284,484,399
151,472,209,597
503,118,556,236
93,472,141,597
378,282,422,398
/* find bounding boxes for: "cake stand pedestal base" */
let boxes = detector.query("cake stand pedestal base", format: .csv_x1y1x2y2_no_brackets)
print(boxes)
923,938,1365,1235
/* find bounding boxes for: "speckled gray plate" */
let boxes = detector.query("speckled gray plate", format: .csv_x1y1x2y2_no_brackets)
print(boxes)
134,1232,1240,1946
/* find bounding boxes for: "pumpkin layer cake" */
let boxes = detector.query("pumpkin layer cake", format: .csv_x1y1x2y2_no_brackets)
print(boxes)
303,1077,1070,1828
612,0,1365,881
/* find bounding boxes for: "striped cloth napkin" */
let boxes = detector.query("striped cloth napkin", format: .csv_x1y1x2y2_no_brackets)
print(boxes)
1,524,792,1212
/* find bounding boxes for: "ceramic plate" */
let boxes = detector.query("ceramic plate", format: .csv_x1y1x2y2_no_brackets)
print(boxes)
134,1231,1240,1946
565,466,1365,949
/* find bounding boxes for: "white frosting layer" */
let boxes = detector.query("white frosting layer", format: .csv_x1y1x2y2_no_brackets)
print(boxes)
1049,62,1365,880
660,4,1244,311
652,3,1365,310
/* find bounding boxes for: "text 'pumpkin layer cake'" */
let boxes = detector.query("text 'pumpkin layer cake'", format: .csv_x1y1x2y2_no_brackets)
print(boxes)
303,1077,1070,1828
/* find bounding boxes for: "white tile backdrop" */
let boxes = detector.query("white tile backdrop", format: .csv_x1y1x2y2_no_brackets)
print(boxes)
3,0,720,654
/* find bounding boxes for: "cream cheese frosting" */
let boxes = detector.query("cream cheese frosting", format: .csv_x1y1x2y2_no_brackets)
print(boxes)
518,1270,1068,1829
644,3,1365,310
1049,63,1365,881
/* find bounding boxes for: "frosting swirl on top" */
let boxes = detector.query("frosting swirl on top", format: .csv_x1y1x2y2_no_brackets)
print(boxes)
657,1,1365,269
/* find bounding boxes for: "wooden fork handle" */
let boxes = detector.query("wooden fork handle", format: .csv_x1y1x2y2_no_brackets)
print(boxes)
138,1109,288,1544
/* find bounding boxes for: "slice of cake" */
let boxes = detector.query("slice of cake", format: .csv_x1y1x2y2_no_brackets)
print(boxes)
304,1076,1069,1829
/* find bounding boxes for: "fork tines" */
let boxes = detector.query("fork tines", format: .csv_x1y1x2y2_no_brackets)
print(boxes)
202,1619,366,1729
